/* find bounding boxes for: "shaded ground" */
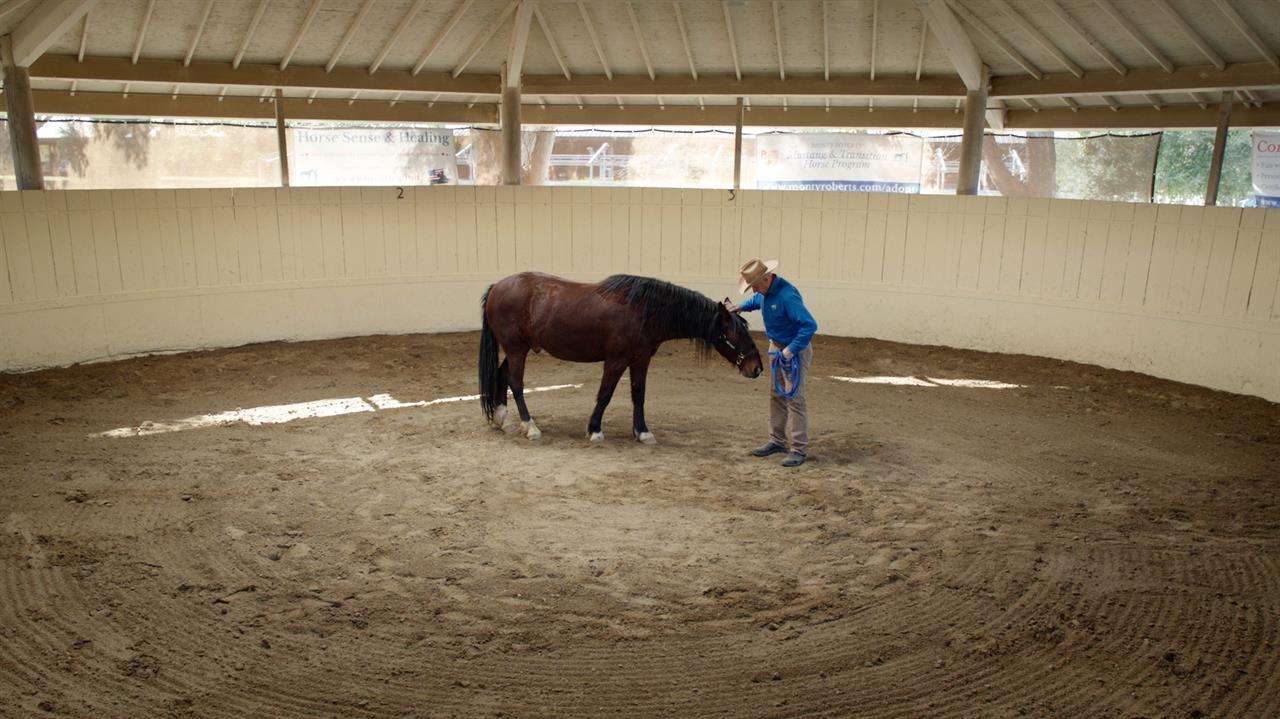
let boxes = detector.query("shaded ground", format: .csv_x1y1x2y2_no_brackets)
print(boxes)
1,332,1278,718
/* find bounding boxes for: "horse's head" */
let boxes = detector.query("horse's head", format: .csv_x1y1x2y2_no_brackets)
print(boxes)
713,303,763,378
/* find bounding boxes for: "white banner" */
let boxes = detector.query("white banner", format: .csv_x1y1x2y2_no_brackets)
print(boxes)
289,127,457,186
755,133,923,192
1253,131,1280,208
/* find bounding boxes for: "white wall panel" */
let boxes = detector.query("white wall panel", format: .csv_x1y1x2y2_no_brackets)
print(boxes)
1,187,1277,403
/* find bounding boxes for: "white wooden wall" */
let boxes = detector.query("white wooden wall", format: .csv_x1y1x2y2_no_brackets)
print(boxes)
2,186,1278,401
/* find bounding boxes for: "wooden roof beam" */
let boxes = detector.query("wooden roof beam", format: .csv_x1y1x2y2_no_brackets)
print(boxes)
1038,0,1125,76
870,0,879,81
280,0,322,71
577,1,611,80
1009,102,1280,129
505,0,534,89
131,0,155,65
624,2,654,81
1150,0,1224,71
534,5,571,80
990,61,1280,99
233,0,268,70
0,0,35,23
822,0,829,82
916,0,985,90
1094,0,1172,73
370,0,425,74
12,0,99,66
673,1,697,81
991,0,1080,77
184,0,214,67
944,0,1041,81
1211,0,1278,68
77,8,90,61
452,0,516,78
722,1,741,81
326,0,375,73
32,54,499,95
771,1,785,81
412,0,473,76
521,73,967,98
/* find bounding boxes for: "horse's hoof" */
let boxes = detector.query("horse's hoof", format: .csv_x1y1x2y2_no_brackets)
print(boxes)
636,431,657,445
589,431,604,443
491,405,508,429
523,421,541,440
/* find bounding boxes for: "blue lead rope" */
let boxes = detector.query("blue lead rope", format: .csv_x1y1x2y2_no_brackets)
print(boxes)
769,350,803,399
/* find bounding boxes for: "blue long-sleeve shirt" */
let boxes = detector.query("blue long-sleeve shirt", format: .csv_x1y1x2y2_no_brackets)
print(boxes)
738,275,817,355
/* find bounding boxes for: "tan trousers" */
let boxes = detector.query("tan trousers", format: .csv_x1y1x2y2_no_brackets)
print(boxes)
769,343,812,455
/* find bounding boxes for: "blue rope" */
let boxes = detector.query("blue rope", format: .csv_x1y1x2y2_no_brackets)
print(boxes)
769,350,803,399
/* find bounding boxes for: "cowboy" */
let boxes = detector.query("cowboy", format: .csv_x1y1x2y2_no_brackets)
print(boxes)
724,258,818,468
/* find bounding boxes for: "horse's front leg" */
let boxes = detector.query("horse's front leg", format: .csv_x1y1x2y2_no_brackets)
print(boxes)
630,356,656,444
587,359,628,442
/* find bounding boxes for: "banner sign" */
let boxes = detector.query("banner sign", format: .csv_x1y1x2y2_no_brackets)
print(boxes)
290,128,457,186
1253,131,1280,208
755,133,923,192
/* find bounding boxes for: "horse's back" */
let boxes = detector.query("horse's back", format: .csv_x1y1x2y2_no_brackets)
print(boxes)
485,272,638,362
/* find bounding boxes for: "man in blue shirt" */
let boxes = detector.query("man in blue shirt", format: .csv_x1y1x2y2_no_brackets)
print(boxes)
725,258,818,467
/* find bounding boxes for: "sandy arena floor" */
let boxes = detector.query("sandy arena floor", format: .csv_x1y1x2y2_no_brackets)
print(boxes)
1,331,1278,718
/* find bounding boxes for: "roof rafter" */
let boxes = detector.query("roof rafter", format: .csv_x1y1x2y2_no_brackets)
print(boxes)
1211,0,1278,68
624,2,654,81
721,1,741,81
534,5,571,80
822,0,829,82
131,0,155,65
1093,0,1172,73
34,54,499,95
280,0,322,71
577,1,611,80
0,0,35,23
946,0,1041,81
915,18,928,82
233,0,269,70
1038,0,1124,76
673,1,697,81
990,0,1080,78
184,0,214,67
1150,0,1224,71
326,0,375,73
413,0,474,76
916,0,985,90
12,0,99,66
77,8,90,61
505,0,534,88
771,1,785,81
870,0,879,81
452,0,517,78
370,0,425,74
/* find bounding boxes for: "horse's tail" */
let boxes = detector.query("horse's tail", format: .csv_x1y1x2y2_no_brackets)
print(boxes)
478,284,502,423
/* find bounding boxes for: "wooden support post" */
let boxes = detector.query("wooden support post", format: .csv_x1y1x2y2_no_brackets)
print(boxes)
733,97,744,191
274,88,290,187
501,80,521,186
1205,91,1232,206
956,67,989,196
1,34,43,190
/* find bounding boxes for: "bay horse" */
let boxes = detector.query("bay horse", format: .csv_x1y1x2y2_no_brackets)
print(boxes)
479,272,764,442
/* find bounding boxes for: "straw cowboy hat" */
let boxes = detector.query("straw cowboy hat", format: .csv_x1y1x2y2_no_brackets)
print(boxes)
737,258,779,294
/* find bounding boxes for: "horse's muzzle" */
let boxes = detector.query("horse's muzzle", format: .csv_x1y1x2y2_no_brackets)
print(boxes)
741,355,764,379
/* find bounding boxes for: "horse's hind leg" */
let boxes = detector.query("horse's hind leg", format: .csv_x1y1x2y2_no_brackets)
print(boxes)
505,349,539,440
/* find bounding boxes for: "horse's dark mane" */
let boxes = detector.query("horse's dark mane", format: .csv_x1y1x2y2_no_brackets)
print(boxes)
597,274,729,355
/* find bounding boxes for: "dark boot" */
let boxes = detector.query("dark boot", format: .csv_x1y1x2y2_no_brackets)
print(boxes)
751,441,787,457
781,451,806,467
